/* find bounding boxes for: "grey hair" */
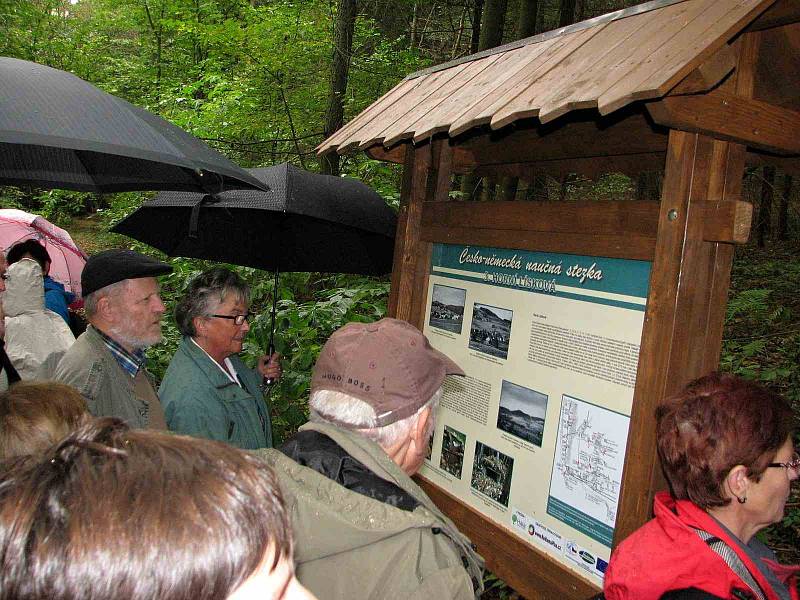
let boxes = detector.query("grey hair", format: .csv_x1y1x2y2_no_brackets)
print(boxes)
174,268,249,337
83,280,129,320
309,387,442,449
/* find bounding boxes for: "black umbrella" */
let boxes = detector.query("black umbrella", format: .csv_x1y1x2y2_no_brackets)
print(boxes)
0,57,265,194
112,163,397,374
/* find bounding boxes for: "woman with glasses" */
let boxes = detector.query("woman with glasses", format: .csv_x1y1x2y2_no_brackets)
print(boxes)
160,267,281,449
604,372,799,600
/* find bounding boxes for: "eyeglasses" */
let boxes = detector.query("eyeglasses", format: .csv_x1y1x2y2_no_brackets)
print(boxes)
767,453,800,473
209,313,250,326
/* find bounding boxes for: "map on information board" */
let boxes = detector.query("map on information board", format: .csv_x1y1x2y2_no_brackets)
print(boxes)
547,395,629,547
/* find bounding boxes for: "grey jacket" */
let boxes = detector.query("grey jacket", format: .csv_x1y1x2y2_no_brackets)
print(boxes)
53,326,164,429
254,421,484,600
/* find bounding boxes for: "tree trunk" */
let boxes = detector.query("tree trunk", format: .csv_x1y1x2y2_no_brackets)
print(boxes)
558,0,577,27
518,0,538,37
478,0,507,49
757,166,775,247
410,2,418,47
779,173,792,240
462,0,507,198
470,0,484,54
320,0,357,176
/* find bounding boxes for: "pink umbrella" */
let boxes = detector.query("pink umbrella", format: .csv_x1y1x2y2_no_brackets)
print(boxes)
0,209,87,299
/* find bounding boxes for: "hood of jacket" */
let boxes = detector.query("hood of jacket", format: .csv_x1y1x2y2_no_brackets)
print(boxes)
4,259,44,316
254,421,484,592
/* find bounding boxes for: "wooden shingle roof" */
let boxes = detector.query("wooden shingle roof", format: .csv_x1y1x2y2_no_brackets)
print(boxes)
318,0,777,155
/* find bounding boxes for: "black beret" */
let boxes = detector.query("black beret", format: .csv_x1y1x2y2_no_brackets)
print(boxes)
81,249,172,297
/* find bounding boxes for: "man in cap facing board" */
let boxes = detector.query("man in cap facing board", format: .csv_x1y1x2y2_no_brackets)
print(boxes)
54,249,172,429
254,317,484,600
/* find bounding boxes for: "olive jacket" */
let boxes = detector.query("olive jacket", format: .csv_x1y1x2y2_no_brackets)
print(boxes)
254,421,484,600
53,325,165,429
160,336,272,449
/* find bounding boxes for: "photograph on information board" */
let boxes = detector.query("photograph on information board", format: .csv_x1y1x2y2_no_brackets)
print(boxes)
419,243,651,586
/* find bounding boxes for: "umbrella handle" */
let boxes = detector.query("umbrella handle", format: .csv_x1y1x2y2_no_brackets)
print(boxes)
263,266,280,387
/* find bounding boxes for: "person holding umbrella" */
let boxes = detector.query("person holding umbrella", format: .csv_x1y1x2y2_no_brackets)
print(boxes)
159,267,281,449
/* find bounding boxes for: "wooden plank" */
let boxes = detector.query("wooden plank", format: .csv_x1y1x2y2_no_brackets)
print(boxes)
491,18,642,129
753,23,800,110
613,128,747,547
599,0,774,115
469,152,667,180
341,64,470,153
646,88,800,154
746,0,800,31
455,111,668,168
537,0,703,124
409,241,433,331
381,57,500,148
411,48,534,143
414,38,557,140
668,43,737,96
701,32,758,370
417,477,600,600
388,148,417,317
421,225,656,261
422,199,659,238
433,140,453,202
365,143,406,164
449,27,600,137
703,200,753,243
318,79,417,154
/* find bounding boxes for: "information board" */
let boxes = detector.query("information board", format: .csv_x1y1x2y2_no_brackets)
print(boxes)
420,243,652,585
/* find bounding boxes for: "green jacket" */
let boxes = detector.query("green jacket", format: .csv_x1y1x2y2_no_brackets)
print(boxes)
53,326,164,429
254,421,484,600
160,336,272,449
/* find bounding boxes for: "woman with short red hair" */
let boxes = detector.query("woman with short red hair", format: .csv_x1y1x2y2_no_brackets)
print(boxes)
604,372,799,600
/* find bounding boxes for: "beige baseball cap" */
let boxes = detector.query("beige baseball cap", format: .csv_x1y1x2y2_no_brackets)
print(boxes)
311,318,464,427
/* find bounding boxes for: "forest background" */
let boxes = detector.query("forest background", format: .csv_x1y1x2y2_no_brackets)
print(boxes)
1,0,798,595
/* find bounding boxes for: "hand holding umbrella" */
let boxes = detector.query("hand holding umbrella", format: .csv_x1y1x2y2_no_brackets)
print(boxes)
258,352,282,387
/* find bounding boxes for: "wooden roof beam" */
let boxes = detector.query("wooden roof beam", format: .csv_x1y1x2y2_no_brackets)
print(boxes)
745,0,800,31
646,89,800,155
668,44,737,96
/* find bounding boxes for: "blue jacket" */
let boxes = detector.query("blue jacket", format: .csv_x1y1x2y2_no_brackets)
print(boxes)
44,275,75,324
160,337,273,449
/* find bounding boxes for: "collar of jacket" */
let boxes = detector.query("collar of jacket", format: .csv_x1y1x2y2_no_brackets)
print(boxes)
179,336,251,393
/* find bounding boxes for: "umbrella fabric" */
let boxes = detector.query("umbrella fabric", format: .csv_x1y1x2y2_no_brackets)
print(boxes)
0,209,86,296
0,57,265,193
112,163,397,276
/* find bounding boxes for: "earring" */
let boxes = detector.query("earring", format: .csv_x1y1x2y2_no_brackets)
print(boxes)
737,495,747,504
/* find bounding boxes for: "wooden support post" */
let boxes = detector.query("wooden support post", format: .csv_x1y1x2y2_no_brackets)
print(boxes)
389,139,452,322
616,32,758,544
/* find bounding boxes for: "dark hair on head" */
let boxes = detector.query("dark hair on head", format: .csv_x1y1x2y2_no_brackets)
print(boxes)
0,382,88,459
6,240,50,271
174,267,250,337
656,372,794,509
0,417,292,600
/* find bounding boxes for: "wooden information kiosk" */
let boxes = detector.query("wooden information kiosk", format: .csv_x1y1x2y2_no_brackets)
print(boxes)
318,0,800,597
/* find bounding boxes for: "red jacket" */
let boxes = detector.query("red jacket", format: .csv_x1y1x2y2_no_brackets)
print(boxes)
604,492,799,600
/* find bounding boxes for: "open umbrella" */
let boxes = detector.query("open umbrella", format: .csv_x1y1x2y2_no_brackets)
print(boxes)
0,208,86,297
0,57,265,194
112,163,397,370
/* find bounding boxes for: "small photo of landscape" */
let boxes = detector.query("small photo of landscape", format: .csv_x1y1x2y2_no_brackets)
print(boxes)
440,425,466,478
429,284,466,334
468,303,512,359
496,380,548,447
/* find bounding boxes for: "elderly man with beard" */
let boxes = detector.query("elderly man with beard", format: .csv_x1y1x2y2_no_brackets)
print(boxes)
53,249,172,429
